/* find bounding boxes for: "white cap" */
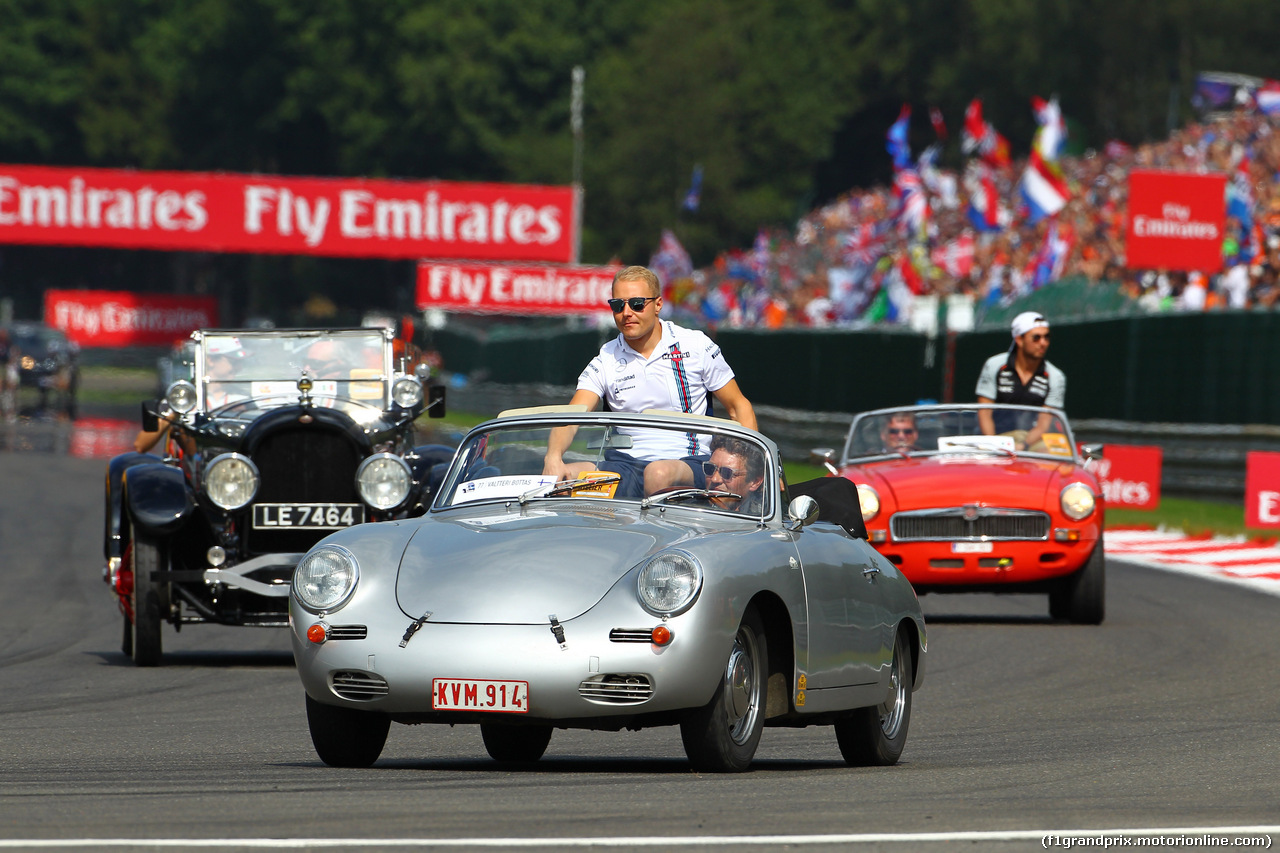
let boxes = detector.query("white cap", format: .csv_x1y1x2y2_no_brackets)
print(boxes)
207,337,246,358
1011,311,1049,339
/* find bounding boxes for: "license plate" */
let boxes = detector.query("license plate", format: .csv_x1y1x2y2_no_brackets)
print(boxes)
252,503,365,529
952,541,994,554
432,678,529,713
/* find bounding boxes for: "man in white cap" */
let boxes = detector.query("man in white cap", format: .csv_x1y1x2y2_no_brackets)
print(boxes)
975,311,1065,450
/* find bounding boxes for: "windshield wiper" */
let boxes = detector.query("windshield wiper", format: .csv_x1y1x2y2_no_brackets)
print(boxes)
641,488,741,509
519,473,622,505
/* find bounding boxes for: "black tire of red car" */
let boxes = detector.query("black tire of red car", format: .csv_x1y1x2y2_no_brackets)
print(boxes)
680,607,767,773
305,694,390,767
1050,542,1106,625
130,535,165,667
834,628,913,766
480,724,554,763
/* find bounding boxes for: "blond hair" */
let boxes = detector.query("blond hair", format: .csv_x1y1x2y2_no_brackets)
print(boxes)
612,265,661,297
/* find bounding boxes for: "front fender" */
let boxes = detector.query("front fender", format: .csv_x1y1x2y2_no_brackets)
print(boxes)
123,462,195,537
104,453,161,559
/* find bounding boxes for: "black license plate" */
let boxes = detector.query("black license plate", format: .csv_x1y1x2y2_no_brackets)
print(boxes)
252,503,365,529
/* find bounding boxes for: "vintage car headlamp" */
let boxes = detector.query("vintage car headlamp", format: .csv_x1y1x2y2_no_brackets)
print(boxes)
204,453,260,511
166,380,198,415
293,545,359,613
856,483,881,521
636,550,703,616
392,376,424,408
1060,482,1097,521
356,453,413,510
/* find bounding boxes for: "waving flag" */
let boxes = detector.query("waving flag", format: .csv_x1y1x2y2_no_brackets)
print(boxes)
964,162,1003,232
1255,80,1280,117
682,164,704,212
931,232,976,279
1030,96,1067,160
1020,96,1070,223
929,106,948,141
1031,221,1074,288
649,229,693,289
893,167,930,239
962,99,1011,168
841,222,887,267
886,104,913,172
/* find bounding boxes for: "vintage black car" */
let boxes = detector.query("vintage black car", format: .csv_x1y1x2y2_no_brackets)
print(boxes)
103,327,450,665
4,321,80,415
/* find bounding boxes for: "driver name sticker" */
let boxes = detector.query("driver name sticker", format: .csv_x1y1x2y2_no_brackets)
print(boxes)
937,435,1017,453
253,503,364,529
451,475,556,505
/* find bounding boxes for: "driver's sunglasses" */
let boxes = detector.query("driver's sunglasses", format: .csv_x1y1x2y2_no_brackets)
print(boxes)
887,428,916,436
702,461,744,480
607,296,657,313
1029,332,1051,342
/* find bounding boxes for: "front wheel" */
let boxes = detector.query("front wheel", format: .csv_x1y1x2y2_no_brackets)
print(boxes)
130,535,165,666
305,695,390,767
480,724,553,763
835,628,913,766
1050,543,1105,624
680,608,767,773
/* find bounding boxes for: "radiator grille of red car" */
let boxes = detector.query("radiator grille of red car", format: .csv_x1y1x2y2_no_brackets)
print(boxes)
890,510,1050,541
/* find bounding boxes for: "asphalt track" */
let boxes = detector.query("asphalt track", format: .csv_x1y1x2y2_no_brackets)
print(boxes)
2,450,1278,853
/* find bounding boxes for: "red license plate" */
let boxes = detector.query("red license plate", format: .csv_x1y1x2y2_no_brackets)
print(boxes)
432,678,528,713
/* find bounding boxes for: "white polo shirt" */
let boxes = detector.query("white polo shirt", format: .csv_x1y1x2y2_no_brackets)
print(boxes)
578,320,736,460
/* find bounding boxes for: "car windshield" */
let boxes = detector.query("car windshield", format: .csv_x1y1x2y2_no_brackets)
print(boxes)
842,405,1076,462
434,416,775,518
197,329,389,415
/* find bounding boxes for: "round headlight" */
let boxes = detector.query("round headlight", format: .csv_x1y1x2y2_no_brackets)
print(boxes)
856,483,881,521
636,550,703,616
1060,482,1096,521
167,380,198,414
392,377,424,408
293,544,359,613
356,453,413,510
205,453,260,511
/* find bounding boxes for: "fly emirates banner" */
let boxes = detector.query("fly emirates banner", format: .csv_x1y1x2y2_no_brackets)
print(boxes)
0,164,576,262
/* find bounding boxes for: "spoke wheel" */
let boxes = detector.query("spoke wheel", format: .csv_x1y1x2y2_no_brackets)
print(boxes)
480,724,553,763
835,629,913,766
130,535,165,667
305,694,390,767
680,608,767,773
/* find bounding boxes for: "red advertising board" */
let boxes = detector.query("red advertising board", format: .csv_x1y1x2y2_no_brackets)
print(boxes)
417,261,620,315
1,164,575,263
45,290,219,347
1125,170,1226,273
1244,451,1280,528
1094,444,1162,510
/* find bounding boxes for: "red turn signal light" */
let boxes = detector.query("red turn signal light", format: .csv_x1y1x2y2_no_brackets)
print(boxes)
651,626,672,646
306,623,328,644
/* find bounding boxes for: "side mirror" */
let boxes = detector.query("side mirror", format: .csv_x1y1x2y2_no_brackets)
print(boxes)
1080,443,1104,460
140,399,160,433
427,385,447,418
786,494,820,530
809,447,839,476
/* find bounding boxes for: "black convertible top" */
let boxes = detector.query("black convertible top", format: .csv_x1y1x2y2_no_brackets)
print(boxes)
789,477,869,540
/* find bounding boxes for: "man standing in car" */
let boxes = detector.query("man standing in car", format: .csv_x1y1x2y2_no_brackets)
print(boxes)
542,265,756,496
975,311,1065,451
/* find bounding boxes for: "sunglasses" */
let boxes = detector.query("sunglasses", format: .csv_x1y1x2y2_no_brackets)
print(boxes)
1029,332,1051,342
887,428,916,435
702,461,745,480
607,296,657,313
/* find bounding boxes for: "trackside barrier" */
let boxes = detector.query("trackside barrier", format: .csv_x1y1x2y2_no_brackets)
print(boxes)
444,382,1280,502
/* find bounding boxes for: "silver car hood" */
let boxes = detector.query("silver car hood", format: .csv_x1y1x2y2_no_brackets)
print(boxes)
396,502,691,624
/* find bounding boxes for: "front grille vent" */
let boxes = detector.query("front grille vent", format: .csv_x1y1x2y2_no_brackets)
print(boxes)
891,509,1050,542
330,670,389,701
579,674,654,705
327,625,368,641
609,628,653,643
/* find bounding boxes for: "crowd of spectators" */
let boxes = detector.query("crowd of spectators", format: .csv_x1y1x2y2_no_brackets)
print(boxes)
652,105,1280,330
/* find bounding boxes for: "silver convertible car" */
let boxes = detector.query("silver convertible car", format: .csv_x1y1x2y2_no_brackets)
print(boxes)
290,407,926,772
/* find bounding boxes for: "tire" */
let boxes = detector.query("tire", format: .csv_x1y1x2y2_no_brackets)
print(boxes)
1050,543,1106,625
480,724,553,763
680,608,768,773
305,694,390,767
130,535,166,667
835,629,913,766
121,612,133,657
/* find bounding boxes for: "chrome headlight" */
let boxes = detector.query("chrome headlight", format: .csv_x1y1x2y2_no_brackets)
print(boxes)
356,453,413,510
204,453,260,511
1060,482,1097,521
293,544,359,613
392,376,424,408
166,380,198,415
856,483,881,521
636,550,703,616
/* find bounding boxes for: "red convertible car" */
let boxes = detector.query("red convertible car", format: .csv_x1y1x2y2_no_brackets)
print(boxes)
813,403,1104,624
